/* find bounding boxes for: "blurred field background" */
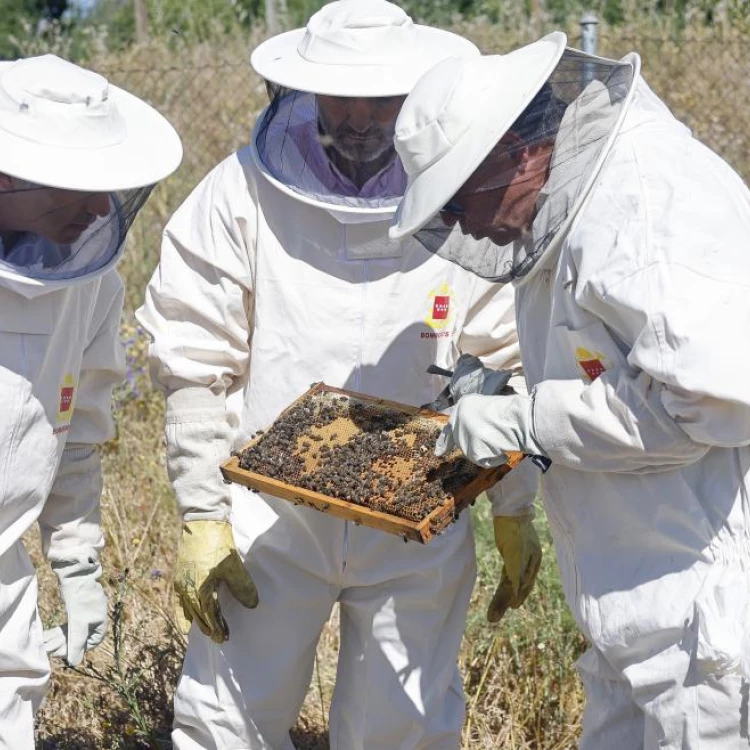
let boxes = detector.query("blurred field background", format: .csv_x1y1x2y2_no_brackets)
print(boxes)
9,1,749,747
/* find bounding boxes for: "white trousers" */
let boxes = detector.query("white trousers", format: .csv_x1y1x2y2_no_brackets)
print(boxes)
0,542,50,750
577,644,750,749
173,494,476,750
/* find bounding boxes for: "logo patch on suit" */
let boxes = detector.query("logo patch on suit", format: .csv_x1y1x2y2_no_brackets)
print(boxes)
424,283,455,333
575,347,608,381
56,373,76,426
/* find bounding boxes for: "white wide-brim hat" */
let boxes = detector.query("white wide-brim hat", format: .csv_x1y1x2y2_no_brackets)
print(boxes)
390,32,567,239
251,0,479,97
0,54,182,192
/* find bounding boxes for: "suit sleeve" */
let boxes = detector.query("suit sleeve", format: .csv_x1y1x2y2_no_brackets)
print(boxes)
136,151,257,518
532,131,750,472
39,271,125,561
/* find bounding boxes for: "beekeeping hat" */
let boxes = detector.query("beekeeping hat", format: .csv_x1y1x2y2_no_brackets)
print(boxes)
0,54,183,293
390,34,638,283
0,54,182,191
250,0,479,221
390,32,567,239
250,0,478,97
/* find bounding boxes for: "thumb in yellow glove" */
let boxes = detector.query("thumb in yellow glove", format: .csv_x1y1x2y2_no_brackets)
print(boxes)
174,519,259,643
487,513,542,623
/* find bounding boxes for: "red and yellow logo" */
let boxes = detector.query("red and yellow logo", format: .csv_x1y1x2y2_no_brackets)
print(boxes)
56,374,76,423
425,283,455,332
575,347,608,381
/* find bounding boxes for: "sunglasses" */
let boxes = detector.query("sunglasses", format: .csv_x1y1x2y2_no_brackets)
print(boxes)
440,199,466,219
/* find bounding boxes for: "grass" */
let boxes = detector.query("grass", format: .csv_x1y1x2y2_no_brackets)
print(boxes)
462,499,585,749
19,13,750,749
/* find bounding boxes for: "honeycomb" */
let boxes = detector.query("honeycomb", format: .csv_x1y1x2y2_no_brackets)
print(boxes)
234,386,486,524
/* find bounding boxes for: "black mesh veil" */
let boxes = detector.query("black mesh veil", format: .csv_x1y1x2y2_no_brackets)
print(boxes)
0,185,153,281
254,82,406,213
415,49,638,283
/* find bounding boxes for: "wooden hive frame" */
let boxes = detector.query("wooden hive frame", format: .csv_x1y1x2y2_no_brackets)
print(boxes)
220,383,525,544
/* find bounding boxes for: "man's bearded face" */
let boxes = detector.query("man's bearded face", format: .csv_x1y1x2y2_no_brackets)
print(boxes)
317,95,405,164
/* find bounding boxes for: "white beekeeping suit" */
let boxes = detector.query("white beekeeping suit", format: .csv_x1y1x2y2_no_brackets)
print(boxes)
390,33,750,750
137,2,539,748
0,55,181,750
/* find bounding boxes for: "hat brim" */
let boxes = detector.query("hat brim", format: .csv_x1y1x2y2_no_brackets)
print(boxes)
390,32,567,239
251,25,479,97
0,82,182,192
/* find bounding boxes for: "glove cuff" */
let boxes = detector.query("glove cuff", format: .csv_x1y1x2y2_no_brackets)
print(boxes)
41,445,104,563
487,450,538,516
166,386,227,417
527,388,547,456
179,519,237,564
166,387,233,520
493,511,535,522
508,389,547,457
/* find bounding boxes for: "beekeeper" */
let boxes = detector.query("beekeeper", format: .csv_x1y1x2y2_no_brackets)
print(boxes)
136,1,540,747
0,54,182,750
390,32,750,749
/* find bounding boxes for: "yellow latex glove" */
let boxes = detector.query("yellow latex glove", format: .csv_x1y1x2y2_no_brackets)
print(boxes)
487,514,542,623
174,520,259,643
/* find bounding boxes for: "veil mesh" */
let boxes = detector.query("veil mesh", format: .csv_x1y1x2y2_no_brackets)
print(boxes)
0,186,153,281
254,83,406,212
415,50,638,283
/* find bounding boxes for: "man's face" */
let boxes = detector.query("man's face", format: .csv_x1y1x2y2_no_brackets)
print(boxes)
316,95,406,164
0,177,110,245
440,134,553,245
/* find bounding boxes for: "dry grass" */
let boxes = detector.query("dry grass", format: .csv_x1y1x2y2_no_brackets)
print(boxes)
22,16,750,749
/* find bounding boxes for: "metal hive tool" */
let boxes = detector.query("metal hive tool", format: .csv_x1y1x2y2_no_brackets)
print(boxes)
220,383,524,543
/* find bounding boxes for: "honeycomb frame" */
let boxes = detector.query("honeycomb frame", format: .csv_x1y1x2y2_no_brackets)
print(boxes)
220,382,524,543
